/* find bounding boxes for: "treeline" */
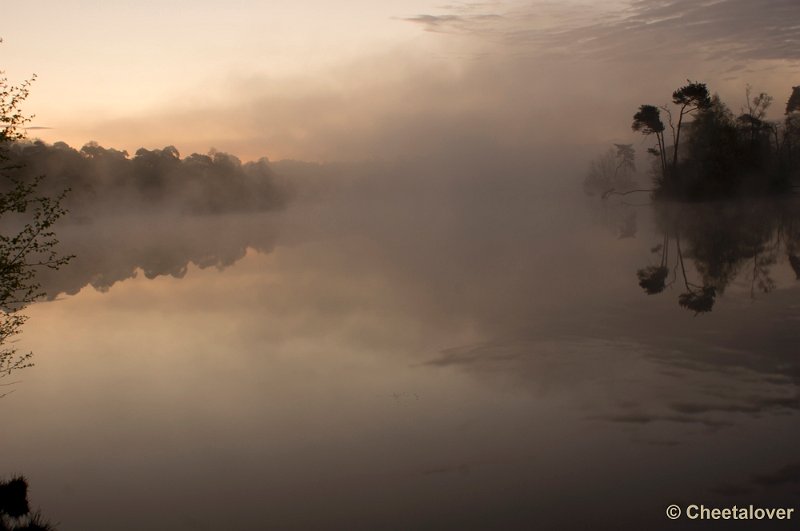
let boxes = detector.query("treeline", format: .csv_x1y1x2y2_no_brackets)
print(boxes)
632,83,800,200
2,140,293,217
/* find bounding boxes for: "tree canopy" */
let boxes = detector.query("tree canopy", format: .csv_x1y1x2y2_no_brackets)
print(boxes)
631,82,800,200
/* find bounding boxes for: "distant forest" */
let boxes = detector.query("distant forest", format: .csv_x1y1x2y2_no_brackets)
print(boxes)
2,141,293,218
586,84,800,200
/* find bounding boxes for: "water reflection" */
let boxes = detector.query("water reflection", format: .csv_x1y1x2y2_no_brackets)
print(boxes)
0,476,54,531
3,168,800,529
637,199,800,313
35,213,281,298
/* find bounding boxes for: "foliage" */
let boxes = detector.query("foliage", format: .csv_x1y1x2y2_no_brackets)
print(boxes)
669,95,739,197
786,86,800,115
668,81,711,170
1,61,71,390
4,141,292,216
632,105,667,176
632,105,665,136
671,81,712,109
632,82,800,200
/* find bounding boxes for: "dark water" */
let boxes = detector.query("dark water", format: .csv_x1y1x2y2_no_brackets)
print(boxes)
2,169,799,530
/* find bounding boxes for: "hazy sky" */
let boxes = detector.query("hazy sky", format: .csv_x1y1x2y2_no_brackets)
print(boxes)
3,0,800,161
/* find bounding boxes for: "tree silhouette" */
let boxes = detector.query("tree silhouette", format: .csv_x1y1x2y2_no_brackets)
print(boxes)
784,86,800,176
1,53,72,391
632,104,667,177
630,83,799,199
669,81,711,168
735,85,775,159
635,201,800,314
786,86,800,115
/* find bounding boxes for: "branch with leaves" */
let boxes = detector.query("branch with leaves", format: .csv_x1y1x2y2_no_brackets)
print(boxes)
1,54,72,388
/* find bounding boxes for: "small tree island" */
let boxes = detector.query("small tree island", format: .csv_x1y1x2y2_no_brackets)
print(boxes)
631,82,800,200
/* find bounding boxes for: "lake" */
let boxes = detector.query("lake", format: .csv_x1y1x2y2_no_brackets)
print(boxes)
2,162,799,530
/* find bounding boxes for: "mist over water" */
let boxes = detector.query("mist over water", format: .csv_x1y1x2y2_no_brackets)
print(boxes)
3,143,799,529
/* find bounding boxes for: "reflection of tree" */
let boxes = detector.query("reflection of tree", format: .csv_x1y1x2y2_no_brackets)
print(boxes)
674,233,716,314
637,265,668,294
0,476,55,530
33,213,281,299
677,285,716,314
636,231,669,294
588,194,640,240
636,200,800,313
790,254,800,280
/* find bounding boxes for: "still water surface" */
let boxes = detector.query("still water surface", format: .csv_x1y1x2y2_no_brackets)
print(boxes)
2,171,799,530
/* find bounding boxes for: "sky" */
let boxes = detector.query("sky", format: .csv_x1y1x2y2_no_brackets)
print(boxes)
3,0,800,162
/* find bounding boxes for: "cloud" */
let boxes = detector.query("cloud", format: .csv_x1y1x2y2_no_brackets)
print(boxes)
402,13,504,34
55,47,684,163
38,2,800,164
591,0,800,62
403,14,465,30
404,0,800,64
